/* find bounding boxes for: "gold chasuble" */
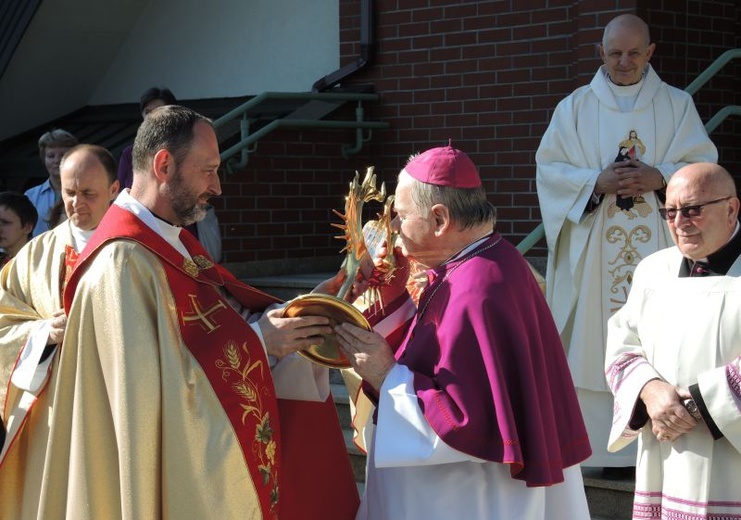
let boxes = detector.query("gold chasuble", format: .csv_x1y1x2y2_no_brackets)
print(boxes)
0,205,358,519
0,222,78,471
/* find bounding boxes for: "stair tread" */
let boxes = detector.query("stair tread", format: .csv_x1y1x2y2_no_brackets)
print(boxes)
330,382,350,404
581,467,635,492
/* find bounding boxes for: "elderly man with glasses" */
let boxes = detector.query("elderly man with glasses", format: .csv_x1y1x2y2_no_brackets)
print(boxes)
605,162,741,519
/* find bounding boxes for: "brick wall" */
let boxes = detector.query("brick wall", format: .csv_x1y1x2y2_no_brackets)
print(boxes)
640,2,741,181
221,0,740,268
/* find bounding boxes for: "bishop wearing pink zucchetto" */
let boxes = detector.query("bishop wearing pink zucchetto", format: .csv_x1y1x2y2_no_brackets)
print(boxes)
335,143,593,520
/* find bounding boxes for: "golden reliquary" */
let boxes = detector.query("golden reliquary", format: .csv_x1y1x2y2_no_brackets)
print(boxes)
282,167,397,368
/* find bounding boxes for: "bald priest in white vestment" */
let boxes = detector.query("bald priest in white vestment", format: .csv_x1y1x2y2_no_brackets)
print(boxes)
606,163,741,519
536,13,717,472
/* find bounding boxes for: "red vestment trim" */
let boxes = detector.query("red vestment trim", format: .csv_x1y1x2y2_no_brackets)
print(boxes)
61,245,78,296
65,206,282,517
65,206,360,518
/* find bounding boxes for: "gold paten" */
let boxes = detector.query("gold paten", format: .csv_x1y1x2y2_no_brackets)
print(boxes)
283,293,371,368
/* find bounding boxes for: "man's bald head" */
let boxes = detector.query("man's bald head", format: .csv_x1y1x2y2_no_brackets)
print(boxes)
602,14,651,48
670,162,737,198
60,145,120,231
599,14,655,86
665,163,739,261
61,144,117,184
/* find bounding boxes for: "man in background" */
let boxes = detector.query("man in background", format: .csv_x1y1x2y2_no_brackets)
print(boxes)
25,129,78,236
536,13,717,476
0,192,37,268
606,162,741,518
0,144,118,464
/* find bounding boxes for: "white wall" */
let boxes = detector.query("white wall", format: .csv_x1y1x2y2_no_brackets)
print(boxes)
90,0,339,104
0,0,339,140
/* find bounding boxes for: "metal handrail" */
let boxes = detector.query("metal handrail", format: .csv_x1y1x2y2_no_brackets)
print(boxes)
517,48,741,255
684,49,741,95
212,91,389,167
212,91,383,129
515,222,544,254
705,105,741,134
219,118,389,162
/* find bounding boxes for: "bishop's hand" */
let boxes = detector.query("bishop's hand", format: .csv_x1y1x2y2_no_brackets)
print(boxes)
352,240,411,310
335,322,395,391
312,269,349,298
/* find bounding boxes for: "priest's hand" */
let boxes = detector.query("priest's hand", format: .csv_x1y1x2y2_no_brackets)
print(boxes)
335,322,395,391
640,379,697,442
47,308,67,345
595,161,630,195
614,160,664,197
258,308,333,358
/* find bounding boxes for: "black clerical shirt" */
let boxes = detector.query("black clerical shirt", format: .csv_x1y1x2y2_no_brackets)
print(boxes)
679,222,741,277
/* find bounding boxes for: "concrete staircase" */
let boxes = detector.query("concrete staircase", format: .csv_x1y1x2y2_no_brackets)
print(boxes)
245,271,636,520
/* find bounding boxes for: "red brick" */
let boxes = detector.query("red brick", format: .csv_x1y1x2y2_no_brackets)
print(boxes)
398,22,433,38
478,28,514,49
412,35,445,49
412,7,445,22
445,31,478,46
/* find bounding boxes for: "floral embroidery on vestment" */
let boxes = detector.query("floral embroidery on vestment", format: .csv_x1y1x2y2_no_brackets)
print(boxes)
216,341,279,511
605,224,651,313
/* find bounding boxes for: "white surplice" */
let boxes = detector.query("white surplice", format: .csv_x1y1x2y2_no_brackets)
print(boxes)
606,246,741,519
355,365,590,520
536,64,718,466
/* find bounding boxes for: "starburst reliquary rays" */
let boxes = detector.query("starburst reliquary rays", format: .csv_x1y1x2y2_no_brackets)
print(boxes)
331,167,396,306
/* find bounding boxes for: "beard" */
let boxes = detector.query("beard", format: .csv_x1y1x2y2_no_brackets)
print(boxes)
166,169,209,226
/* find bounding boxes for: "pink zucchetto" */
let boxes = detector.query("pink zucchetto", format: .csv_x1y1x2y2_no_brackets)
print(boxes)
404,142,481,188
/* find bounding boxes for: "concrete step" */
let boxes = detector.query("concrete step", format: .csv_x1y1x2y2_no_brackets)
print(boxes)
330,378,352,429
243,272,335,301
582,467,634,520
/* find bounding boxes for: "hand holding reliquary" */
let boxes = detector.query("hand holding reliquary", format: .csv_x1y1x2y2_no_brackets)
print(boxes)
282,168,398,368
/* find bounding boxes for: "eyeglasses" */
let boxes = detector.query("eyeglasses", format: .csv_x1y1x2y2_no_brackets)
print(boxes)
658,197,731,220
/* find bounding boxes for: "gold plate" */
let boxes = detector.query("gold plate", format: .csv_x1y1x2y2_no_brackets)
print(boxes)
282,293,371,369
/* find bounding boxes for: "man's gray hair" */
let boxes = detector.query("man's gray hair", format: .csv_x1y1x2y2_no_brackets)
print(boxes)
406,174,496,230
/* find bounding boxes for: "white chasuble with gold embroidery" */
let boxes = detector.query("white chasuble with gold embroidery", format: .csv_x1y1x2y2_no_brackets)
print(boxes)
536,64,717,466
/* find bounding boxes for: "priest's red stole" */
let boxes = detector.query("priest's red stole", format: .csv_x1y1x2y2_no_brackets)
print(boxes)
66,206,359,519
